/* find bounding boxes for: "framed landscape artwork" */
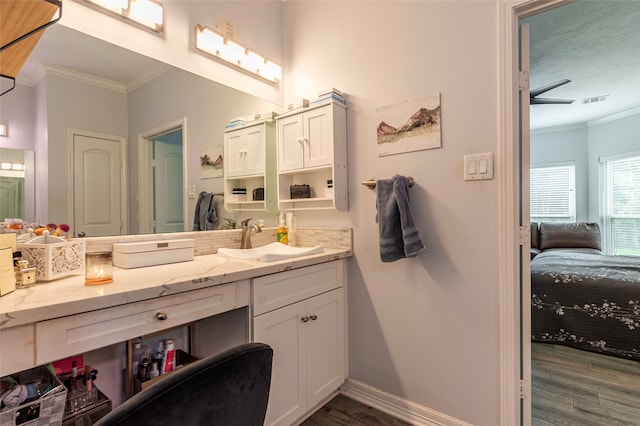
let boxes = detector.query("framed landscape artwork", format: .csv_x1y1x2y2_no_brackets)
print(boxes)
376,94,442,157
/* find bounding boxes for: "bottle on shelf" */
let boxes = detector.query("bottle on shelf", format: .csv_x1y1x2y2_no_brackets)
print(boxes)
132,341,146,377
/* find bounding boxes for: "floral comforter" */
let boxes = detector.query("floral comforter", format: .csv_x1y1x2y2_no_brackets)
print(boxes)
530,250,640,360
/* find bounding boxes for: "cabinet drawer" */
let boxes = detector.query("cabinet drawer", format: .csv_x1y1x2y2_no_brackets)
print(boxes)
36,282,245,364
253,260,343,316
0,325,35,376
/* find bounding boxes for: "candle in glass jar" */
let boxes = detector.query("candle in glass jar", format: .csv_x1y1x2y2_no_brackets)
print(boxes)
85,251,114,285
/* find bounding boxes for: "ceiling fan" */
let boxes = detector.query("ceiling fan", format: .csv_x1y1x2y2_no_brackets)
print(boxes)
530,79,575,105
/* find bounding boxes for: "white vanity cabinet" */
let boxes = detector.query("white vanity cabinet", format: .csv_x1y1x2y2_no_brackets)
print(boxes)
252,260,346,426
0,325,35,376
35,281,248,365
276,101,348,212
223,121,278,214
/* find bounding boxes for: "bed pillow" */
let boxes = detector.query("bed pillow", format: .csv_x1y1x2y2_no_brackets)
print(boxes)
530,222,540,250
539,222,601,251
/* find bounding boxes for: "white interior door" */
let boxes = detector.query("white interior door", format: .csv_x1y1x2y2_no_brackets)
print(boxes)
154,136,183,233
519,22,532,425
72,131,126,237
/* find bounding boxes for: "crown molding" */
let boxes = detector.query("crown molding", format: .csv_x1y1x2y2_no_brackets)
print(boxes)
588,106,640,127
43,63,126,93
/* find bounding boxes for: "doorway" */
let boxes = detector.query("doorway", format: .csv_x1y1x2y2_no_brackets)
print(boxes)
138,119,187,234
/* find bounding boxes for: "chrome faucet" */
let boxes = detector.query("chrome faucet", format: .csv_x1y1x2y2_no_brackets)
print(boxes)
240,218,262,249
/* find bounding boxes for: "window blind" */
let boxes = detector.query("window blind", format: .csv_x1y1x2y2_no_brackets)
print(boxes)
530,163,576,223
599,154,640,256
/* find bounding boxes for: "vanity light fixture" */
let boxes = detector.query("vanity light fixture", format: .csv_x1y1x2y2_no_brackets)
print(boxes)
0,123,7,137
83,0,163,32
195,24,282,84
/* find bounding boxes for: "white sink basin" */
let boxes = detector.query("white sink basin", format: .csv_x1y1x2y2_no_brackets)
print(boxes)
218,242,324,262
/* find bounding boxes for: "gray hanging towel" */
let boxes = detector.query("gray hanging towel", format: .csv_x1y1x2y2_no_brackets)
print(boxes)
375,175,425,262
193,191,217,231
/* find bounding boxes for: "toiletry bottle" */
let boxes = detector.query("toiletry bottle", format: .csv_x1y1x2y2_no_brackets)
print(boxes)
155,341,165,375
276,219,288,245
71,361,78,391
150,362,159,379
162,339,175,374
132,341,146,377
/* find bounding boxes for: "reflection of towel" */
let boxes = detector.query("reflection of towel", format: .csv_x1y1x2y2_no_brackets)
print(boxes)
376,175,425,262
1,384,28,408
193,192,218,231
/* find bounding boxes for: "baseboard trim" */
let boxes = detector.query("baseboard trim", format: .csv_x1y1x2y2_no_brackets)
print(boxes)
340,378,473,426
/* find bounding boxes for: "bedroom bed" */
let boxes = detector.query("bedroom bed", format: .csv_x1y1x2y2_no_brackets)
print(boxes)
530,222,640,361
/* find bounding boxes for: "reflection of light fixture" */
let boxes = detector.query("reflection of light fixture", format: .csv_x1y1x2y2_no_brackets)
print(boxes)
84,0,163,32
0,123,7,137
0,162,24,171
195,24,282,84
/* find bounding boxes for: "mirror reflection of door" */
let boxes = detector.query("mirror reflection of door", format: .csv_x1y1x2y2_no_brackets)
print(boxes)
152,129,183,233
0,148,25,220
71,130,127,237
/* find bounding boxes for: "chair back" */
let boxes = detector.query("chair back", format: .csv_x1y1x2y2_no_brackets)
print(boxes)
95,343,273,426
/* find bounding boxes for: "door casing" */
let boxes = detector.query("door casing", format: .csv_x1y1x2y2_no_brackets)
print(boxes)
138,118,188,234
498,1,571,425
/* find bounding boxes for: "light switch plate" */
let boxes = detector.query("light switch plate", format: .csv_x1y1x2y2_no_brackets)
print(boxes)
464,152,494,181
188,185,197,199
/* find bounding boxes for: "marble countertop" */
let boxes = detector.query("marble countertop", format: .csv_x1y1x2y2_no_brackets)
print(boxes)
0,248,351,330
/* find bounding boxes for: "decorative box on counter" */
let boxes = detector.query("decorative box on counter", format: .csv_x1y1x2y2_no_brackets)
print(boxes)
112,239,194,269
18,237,86,281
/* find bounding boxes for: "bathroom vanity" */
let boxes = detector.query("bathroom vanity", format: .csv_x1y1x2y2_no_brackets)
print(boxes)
0,238,350,425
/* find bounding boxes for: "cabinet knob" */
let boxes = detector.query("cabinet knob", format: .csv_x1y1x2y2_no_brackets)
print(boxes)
155,312,168,321
303,138,309,144
301,316,310,323
310,315,318,321
296,139,303,144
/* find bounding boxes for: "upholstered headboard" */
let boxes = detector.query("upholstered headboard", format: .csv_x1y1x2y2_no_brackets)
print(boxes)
539,222,601,251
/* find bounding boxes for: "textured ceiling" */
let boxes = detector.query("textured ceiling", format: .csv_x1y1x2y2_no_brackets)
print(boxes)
526,0,640,130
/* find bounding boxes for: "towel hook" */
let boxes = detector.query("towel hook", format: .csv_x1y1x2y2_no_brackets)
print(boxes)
362,177,415,190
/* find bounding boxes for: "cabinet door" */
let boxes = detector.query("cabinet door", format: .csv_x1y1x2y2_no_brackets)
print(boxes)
254,302,307,426
306,289,345,408
304,105,334,168
277,114,305,172
245,125,266,176
224,130,245,177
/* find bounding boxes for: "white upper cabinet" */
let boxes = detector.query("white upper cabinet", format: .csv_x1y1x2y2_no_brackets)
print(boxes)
276,101,348,212
277,105,334,172
223,121,278,214
225,123,267,177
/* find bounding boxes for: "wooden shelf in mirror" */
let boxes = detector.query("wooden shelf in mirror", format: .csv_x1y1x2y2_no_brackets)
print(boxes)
0,0,61,78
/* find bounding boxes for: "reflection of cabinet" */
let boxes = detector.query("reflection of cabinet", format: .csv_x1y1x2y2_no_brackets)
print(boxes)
276,101,348,211
223,121,278,214
252,261,345,426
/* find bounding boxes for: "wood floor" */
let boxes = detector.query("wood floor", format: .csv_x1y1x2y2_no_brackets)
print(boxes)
302,394,410,426
532,342,640,426
302,343,640,426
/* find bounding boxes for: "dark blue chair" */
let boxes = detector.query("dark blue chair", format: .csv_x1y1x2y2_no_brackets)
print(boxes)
95,343,273,426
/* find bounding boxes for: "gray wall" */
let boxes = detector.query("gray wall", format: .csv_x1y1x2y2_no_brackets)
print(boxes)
530,111,640,224
530,124,589,222
587,111,640,222
44,73,128,225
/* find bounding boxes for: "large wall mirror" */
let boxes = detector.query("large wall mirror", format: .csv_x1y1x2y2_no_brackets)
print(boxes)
0,24,281,237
